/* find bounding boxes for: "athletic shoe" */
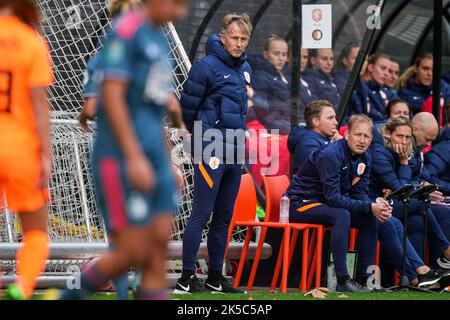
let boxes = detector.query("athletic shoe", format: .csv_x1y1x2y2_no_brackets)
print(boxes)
371,286,392,292
437,255,450,270
5,284,25,300
204,276,247,294
436,269,450,288
417,269,442,288
173,275,208,294
335,279,372,293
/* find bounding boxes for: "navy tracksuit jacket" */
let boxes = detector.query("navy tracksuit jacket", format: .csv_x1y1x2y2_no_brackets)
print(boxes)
180,34,251,272
287,139,378,280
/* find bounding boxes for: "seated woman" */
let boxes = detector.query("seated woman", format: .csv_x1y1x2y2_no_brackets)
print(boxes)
348,53,398,123
334,42,360,97
370,116,450,270
398,53,450,116
246,35,292,183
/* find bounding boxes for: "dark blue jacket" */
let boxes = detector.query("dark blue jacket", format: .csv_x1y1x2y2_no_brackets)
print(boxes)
369,143,414,198
303,68,340,108
424,127,450,195
287,125,331,173
287,138,372,215
247,54,291,134
397,79,450,116
349,80,397,123
180,34,251,138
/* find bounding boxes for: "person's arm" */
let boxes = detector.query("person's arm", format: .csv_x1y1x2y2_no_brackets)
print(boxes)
371,145,411,190
179,61,213,133
167,94,184,129
30,87,51,188
79,97,97,132
424,145,450,194
102,79,155,192
317,152,372,215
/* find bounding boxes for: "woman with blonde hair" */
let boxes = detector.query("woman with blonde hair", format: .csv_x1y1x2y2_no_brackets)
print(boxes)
398,53,450,116
370,116,450,276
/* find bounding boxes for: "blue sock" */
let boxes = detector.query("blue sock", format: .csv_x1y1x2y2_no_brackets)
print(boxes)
113,272,129,300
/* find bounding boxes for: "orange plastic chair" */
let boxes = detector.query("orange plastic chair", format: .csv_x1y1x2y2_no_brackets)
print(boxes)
224,174,291,293
262,175,324,292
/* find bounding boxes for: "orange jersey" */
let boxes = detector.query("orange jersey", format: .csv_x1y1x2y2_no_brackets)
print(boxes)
0,16,53,212
0,16,53,156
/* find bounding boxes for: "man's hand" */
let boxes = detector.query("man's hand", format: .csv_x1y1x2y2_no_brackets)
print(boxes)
331,130,343,141
430,190,445,203
371,199,393,223
126,153,155,193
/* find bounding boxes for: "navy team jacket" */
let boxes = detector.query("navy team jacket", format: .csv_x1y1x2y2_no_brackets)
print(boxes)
287,138,372,215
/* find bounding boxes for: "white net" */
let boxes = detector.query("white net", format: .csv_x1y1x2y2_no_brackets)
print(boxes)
1,1,247,280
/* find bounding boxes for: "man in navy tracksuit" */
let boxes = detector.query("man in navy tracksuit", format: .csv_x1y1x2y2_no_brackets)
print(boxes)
177,14,252,294
286,115,390,292
424,122,450,196
287,100,339,173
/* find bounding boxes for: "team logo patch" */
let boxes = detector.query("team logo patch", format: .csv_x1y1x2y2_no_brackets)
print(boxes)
209,157,220,170
244,71,251,84
357,163,366,176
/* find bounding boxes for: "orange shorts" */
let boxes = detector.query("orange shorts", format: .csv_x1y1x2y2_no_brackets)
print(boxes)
0,149,46,213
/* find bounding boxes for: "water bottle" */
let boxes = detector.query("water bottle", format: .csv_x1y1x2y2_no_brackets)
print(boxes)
279,193,290,223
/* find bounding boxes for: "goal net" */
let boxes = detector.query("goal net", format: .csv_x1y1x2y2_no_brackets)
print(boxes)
1,0,247,281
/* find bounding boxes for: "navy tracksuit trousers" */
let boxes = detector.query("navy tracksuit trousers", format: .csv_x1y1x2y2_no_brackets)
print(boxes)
391,199,450,264
182,163,242,272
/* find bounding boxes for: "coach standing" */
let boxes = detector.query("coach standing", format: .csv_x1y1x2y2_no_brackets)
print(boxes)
176,13,252,294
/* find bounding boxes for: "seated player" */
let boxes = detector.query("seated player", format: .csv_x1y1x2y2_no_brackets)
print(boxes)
334,42,360,97
287,100,340,173
287,115,387,292
369,115,450,270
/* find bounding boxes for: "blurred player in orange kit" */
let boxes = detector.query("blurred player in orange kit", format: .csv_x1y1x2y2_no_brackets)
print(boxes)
0,0,54,300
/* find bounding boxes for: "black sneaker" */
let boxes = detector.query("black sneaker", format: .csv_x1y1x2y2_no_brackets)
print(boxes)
437,255,450,270
204,276,247,294
173,275,208,294
436,269,450,288
335,279,372,293
417,269,442,289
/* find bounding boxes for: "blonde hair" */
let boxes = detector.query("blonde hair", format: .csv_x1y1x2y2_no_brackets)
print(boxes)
398,53,433,88
264,34,286,51
348,114,373,133
380,116,413,157
107,0,141,18
221,13,253,36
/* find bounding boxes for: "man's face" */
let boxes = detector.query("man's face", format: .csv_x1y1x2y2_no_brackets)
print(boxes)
389,102,410,119
220,22,250,58
300,48,309,72
264,40,288,72
311,48,334,75
368,57,390,86
414,124,439,149
342,47,359,72
345,122,373,155
313,106,338,138
386,61,399,89
390,125,412,147
415,58,433,87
